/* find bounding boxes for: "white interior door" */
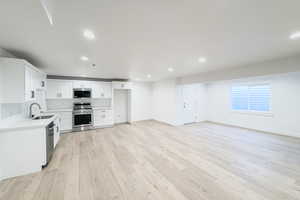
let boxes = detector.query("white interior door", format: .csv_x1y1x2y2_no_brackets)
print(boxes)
182,85,196,124
114,90,128,124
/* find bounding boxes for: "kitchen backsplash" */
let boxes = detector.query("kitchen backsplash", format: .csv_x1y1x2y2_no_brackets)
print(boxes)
47,99,73,110
46,99,111,110
91,99,111,108
0,101,37,120
0,99,112,120
0,103,24,120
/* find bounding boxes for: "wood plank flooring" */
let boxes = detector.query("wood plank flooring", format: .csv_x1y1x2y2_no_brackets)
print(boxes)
1,120,300,200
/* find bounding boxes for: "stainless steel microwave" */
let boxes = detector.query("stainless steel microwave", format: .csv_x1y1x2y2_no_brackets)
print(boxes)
73,88,92,99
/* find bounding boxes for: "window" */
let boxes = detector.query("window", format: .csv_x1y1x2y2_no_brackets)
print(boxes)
231,84,271,112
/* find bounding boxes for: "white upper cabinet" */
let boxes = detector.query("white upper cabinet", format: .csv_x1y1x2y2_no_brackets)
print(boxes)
92,82,112,98
73,80,93,89
0,58,46,103
46,79,113,99
47,79,73,99
112,81,132,90
103,82,112,98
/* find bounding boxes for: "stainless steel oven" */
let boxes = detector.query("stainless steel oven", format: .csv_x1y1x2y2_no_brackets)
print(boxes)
73,88,92,99
72,102,94,132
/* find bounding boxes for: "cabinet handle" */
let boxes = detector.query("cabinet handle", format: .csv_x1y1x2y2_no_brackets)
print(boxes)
31,91,35,98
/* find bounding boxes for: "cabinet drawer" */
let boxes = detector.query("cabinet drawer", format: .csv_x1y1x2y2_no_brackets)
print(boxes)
94,110,113,126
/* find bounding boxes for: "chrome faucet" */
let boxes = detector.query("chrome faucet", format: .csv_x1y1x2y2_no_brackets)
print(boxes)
29,103,42,118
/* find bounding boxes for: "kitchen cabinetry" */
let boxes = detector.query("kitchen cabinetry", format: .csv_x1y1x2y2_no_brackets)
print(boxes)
0,127,46,181
47,79,73,99
73,80,93,88
94,109,113,127
92,82,112,98
0,58,46,103
112,81,132,90
58,111,72,132
47,79,113,99
46,111,72,133
53,117,61,147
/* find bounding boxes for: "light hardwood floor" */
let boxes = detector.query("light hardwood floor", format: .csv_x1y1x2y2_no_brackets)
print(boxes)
1,120,300,200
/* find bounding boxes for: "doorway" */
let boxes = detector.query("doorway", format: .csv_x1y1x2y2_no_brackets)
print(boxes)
182,85,197,124
113,89,129,124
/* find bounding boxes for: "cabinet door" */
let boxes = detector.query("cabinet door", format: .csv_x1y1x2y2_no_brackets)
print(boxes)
61,81,73,98
54,118,60,148
73,80,92,89
92,82,112,98
25,67,36,101
47,80,73,99
59,112,72,131
103,82,112,98
47,80,63,98
94,109,113,126
36,72,46,89
94,110,103,126
92,82,105,98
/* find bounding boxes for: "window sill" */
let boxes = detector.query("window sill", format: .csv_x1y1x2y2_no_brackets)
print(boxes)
231,110,274,117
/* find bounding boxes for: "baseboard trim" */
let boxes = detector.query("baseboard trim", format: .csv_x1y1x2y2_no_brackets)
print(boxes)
206,121,300,139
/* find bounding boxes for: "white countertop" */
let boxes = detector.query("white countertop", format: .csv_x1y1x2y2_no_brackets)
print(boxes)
46,109,73,112
46,107,112,112
0,114,58,132
92,107,112,110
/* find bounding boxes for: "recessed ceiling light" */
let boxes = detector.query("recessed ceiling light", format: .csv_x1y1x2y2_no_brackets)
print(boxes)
80,56,89,61
83,29,95,40
168,67,174,72
147,74,152,78
290,31,300,40
198,57,207,63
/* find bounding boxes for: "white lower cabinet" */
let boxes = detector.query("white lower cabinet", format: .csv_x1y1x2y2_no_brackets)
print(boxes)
0,127,46,181
53,117,61,148
58,112,72,132
94,109,113,127
46,111,72,133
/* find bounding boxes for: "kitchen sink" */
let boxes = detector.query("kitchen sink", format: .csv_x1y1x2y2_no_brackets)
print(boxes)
33,115,54,120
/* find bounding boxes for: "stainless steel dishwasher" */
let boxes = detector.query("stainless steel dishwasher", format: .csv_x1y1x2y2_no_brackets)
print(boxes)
43,122,54,167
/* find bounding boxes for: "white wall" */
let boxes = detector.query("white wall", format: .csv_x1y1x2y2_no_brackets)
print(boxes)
131,82,153,122
179,55,300,84
152,79,181,125
206,71,300,138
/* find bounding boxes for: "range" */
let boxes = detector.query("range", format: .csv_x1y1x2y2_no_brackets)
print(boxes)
72,102,94,132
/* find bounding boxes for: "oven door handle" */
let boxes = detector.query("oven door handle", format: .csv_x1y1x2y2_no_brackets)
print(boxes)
73,111,93,115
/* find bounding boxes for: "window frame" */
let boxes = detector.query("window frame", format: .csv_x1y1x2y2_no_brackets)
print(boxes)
230,81,273,116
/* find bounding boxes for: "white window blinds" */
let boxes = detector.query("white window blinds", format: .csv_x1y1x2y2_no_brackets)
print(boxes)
231,84,271,112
